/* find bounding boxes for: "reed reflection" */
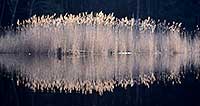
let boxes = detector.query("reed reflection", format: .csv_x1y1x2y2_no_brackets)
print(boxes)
0,53,199,95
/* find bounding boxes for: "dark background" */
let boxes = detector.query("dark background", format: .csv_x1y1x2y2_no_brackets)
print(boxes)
0,0,200,30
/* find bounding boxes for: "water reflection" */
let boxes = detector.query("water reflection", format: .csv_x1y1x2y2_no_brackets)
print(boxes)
0,53,200,95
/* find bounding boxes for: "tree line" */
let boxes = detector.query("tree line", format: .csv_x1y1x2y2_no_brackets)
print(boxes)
0,0,200,30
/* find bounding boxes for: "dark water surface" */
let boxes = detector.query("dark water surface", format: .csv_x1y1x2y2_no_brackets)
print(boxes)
0,54,200,106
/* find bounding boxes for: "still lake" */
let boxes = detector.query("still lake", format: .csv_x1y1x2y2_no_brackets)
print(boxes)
0,53,200,106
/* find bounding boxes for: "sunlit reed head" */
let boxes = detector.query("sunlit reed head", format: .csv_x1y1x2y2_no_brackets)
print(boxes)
0,12,200,95
0,12,199,56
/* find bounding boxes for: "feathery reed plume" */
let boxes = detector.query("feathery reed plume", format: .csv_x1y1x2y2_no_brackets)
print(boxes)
0,12,199,56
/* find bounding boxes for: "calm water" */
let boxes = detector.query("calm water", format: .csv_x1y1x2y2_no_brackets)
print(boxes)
0,54,200,106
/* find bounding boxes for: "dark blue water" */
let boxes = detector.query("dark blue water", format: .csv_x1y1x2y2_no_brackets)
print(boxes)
0,55,200,106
